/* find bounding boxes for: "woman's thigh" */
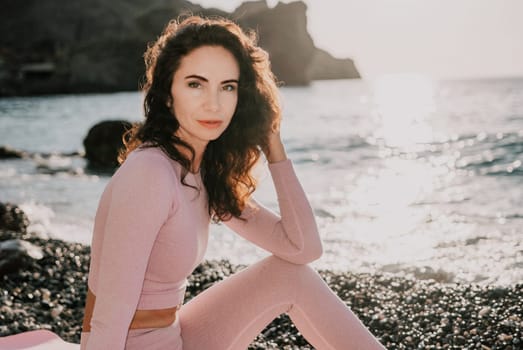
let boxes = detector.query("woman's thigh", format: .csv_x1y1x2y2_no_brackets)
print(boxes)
80,317,183,350
178,255,309,350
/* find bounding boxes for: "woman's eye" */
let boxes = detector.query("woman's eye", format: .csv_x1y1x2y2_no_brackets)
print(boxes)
223,84,236,92
188,81,201,88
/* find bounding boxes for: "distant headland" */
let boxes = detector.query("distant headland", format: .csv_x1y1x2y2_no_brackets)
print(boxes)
0,0,360,96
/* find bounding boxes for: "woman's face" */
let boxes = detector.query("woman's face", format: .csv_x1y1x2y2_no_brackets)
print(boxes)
170,45,240,151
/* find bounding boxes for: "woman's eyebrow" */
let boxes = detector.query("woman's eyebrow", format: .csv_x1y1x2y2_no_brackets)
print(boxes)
185,74,208,82
222,79,239,84
185,75,238,84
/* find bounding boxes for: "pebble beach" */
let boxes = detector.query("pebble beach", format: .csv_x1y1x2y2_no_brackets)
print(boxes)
1,205,521,350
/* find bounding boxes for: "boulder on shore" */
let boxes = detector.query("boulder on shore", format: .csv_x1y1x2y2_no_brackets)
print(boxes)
83,120,133,169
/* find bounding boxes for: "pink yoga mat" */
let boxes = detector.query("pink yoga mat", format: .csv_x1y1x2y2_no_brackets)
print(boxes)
0,330,79,350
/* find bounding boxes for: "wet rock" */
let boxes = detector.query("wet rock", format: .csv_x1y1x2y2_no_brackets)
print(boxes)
0,239,43,276
0,145,27,159
0,202,30,233
83,120,132,168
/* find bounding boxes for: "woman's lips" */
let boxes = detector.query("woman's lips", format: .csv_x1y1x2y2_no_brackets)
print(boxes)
197,120,223,129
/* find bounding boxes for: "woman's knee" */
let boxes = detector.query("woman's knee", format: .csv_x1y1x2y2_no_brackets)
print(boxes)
259,255,318,287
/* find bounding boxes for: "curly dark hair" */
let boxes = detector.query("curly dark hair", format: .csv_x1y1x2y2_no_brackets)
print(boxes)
120,15,281,222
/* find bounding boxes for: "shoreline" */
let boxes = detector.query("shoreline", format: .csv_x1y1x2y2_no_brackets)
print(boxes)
1,228,521,349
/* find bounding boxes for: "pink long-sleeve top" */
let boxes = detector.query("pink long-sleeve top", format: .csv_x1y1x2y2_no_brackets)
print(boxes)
84,146,322,349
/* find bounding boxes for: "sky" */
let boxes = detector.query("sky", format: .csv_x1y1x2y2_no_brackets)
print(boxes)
193,0,523,80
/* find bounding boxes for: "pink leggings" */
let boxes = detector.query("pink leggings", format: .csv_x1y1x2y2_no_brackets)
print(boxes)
82,255,385,349
180,255,383,349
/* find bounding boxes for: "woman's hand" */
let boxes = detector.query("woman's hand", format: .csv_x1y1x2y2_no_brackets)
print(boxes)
263,127,287,163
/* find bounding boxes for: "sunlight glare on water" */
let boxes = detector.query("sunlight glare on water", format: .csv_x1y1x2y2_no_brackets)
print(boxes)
372,74,438,147
336,74,463,274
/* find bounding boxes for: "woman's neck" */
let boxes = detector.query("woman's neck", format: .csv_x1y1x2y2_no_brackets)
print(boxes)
173,131,207,173
175,141,205,174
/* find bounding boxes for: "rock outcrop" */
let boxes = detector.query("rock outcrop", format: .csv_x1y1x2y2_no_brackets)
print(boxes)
309,48,361,80
233,1,315,85
0,0,361,95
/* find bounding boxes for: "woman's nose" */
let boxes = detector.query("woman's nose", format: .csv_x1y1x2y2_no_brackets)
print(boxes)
204,89,220,112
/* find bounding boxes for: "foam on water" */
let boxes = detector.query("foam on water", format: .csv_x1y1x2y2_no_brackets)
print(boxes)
17,201,93,244
18,202,55,239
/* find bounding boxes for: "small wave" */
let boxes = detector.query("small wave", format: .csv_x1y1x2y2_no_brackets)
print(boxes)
287,135,376,154
287,135,383,167
34,154,72,168
412,196,471,206
505,213,523,219
0,144,82,160
33,154,86,176
379,263,456,283
465,236,489,245
440,210,523,225
5,151,88,177
432,232,491,248
314,208,336,219
16,201,93,244
478,164,523,176
422,132,523,176
18,202,55,239
293,156,332,165
507,114,523,121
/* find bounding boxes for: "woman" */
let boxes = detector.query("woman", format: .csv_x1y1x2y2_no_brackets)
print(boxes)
80,16,385,350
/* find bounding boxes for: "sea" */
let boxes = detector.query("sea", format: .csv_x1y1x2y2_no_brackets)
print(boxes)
1,76,522,286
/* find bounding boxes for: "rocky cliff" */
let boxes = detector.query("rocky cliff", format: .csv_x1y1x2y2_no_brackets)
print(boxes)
0,0,360,96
